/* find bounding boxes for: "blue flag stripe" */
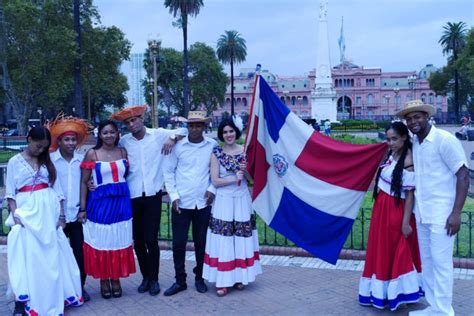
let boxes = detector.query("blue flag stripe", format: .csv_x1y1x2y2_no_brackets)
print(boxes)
269,188,354,264
259,77,290,143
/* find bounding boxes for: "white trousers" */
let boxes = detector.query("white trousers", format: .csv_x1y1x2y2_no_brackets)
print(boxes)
416,222,455,316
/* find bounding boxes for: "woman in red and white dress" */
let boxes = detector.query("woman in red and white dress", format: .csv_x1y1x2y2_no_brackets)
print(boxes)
359,121,423,311
80,120,135,299
203,119,262,297
6,126,83,315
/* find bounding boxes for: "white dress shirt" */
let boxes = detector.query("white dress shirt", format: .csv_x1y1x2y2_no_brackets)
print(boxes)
119,127,186,199
51,150,84,223
164,136,217,209
413,125,467,224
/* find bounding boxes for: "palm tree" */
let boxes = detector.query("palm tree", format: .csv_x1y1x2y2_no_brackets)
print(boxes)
439,21,468,118
164,0,203,117
216,30,247,117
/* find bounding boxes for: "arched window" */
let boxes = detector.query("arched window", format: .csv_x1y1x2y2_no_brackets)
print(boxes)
437,95,443,104
302,96,308,105
428,93,434,104
242,97,248,107
421,93,426,103
286,96,291,105
367,94,373,105
291,96,296,105
280,96,285,104
335,80,339,87
351,79,354,87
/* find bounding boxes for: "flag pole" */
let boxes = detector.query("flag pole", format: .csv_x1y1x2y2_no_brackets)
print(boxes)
243,64,261,154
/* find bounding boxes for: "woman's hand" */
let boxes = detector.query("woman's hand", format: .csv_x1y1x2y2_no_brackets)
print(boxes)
401,222,413,238
236,170,244,181
77,211,87,223
13,215,23,227
57,217,66,229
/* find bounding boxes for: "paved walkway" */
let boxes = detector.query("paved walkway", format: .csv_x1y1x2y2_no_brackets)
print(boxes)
1,247,473,315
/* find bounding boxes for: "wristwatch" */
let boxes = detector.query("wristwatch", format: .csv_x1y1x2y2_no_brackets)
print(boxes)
170,134,177,142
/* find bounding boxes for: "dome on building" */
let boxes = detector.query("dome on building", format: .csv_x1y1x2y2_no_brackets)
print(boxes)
418,64,438,79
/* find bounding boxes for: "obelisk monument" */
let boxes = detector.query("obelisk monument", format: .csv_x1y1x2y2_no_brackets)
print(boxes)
311,0,337,122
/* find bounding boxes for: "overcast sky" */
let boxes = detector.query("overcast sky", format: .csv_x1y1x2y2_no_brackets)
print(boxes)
95,0,473,76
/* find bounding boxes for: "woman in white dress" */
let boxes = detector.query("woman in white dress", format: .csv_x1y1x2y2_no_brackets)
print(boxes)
203,119,262,297
6,126,83,315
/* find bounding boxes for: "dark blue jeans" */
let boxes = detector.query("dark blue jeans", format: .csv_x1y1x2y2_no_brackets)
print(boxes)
171,205,211,285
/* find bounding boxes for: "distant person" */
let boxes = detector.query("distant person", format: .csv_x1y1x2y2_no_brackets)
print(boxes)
397,100,469,316
359,122,422,311
312,121,321,132
163,111,217,296
324,120,331,136
455,124,469,141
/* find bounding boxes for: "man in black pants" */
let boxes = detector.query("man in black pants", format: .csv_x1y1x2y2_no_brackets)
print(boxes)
48,116,91,302
163,111,217,296
112,106,185,296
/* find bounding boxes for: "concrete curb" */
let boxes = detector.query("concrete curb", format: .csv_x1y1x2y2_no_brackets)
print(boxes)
2,236,473,269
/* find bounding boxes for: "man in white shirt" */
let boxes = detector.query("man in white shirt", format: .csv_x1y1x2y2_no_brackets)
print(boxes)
397,100,469,316
163,111,217,296
111,105,186,296
48,116,91,302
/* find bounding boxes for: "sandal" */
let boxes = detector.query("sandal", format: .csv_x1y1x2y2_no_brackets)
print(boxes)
216,287,228,297
233,282,245,290
100,279,112,299
111,279,122,298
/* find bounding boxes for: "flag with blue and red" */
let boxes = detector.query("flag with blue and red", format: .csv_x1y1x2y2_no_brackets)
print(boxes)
245,75,387,264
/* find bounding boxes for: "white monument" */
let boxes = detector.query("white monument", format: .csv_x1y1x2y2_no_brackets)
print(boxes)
311,0,337,122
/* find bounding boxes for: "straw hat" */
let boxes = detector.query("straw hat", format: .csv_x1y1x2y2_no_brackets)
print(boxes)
110,105,147,121
46,113,92,151
185,111,211,123
396,99,436,118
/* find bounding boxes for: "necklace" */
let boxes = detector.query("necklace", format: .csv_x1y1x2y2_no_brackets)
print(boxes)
22,152,39,171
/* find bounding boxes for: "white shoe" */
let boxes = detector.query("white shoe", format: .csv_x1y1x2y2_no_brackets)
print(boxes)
409,307,432,316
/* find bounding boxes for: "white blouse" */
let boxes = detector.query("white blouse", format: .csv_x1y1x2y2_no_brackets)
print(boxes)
5,153,64,201
378,155,415,199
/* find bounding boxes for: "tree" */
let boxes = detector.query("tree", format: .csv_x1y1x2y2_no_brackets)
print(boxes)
0,0,130,134
142,43,227,117
216,30,247,117
164,0,204,117
439,21,468,118
188,42,227,116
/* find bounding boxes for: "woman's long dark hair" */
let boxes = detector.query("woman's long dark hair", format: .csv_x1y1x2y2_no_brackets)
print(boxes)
373,121,412,204
217,119,242,142
27,126,56,185
93,120,119,150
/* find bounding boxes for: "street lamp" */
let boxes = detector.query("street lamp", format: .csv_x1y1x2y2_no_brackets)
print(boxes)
384,95,390,119
393,87,400,112
408,74,417,100
147,37,161,128
37,107,43,125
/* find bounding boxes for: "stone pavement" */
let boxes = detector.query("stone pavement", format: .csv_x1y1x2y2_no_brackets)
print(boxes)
1,247,473,316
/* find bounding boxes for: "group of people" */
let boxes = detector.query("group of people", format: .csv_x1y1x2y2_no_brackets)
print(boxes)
5,99,469,315
359,100,468,316
6,106,261,315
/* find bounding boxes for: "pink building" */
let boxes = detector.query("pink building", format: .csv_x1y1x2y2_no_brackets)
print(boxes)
215,63,447,122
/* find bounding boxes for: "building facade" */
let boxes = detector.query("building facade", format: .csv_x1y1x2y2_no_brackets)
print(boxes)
215,63,448,122
124,53,146,107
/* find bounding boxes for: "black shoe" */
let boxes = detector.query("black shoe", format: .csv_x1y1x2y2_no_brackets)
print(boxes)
137,278,150,293
13,301,26,316
149,281,161,296
82,288,91,302
163,283,187,296
195,280,208,293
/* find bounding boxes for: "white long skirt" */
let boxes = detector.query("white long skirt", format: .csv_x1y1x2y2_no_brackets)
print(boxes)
7,188,83,315
203,189,262,288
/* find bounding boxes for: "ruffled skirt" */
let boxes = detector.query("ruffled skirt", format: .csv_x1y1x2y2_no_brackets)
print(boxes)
7,188,83,315
203,189,262,287
83,182,135,279
358,191,423,310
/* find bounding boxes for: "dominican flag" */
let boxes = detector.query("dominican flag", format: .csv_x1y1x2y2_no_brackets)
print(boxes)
245,75,387,264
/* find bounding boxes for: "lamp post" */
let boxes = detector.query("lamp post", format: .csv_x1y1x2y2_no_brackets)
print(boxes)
408,74,417,100
37,107,43,126
147,37,161,128
384,95,390,119
393,87,400,113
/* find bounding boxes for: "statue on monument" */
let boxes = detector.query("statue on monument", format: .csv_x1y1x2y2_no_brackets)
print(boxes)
319,1,328,20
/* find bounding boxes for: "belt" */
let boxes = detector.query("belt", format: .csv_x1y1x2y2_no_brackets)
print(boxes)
18,183,49,192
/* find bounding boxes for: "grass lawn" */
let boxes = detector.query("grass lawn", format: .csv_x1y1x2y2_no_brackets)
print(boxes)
0,150,17,163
